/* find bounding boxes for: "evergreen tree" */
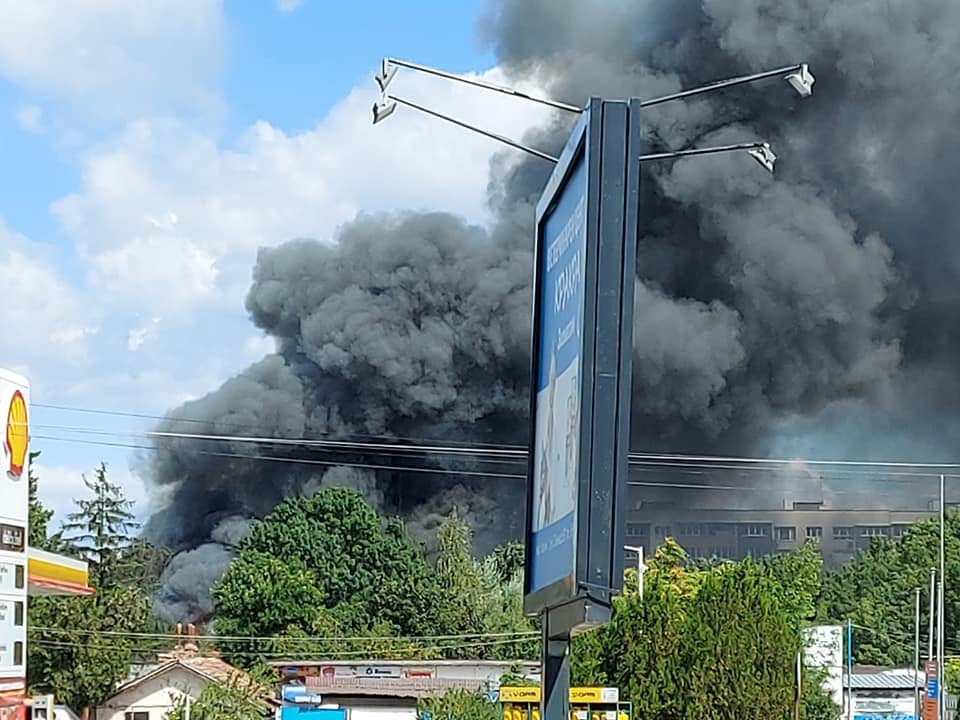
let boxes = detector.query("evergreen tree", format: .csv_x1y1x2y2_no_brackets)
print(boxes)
61,462,140,586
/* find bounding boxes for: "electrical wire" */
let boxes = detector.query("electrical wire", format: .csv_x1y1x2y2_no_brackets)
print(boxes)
32,432,960,495
30,435,528,481
30,420,960,475
33,402,960,470
28,635,539,659
29,626,538,643
29,423,524,460
32,402,524,451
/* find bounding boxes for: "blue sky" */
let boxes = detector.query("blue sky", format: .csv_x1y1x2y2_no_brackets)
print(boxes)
0,0,550,528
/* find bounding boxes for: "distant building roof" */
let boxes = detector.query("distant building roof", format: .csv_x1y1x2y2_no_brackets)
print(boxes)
270,659,534,668
304,677,492,699
109,651,279,708
845,667,922,690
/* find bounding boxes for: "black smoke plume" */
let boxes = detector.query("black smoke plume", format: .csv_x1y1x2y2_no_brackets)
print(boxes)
147,0,960,621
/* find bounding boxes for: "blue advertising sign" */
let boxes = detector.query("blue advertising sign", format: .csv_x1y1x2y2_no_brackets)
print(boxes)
529,153,588,593
280,708,346,720
524,99,640,624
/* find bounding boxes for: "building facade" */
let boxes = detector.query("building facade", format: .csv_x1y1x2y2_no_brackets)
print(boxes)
0,370,92,720
623,501,936,566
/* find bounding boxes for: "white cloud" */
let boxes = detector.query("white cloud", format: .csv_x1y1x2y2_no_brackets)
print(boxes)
0,0,225,119
15,104,42,133
53,66,554,319
0,221,98,371
276,0,304,11
12,64,553,518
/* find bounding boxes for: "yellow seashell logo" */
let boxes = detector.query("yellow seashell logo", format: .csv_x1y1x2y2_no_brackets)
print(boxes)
5,390,28,479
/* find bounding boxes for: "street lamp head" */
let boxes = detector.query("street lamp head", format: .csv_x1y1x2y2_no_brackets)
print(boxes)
372,98,397,125
375,58,398,93
785,63,815,97
748,143,777,173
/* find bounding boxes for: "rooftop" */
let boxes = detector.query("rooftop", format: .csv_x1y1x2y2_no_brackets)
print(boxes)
303,677,492,698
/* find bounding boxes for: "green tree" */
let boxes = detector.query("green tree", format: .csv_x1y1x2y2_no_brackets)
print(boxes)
433,515,538,660
61,462,140,586
802,666,842,720
213,551,328,663
417,687,499,720
435,515,488,638
213,487,445,664
163,667,272,720
28,450,53,547
27,585,151,716
486,541,525,583
571,542,835,720
818,512,960,665
113,537,172,592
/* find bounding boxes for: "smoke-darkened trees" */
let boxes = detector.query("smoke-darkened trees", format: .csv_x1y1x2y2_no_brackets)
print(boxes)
213,487,448,664
433,515,538,660
212,488,537,666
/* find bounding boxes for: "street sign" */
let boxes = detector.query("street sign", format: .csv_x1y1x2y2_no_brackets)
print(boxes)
923,660,938,720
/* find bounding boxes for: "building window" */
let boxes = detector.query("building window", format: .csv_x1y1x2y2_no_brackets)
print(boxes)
14,564,24,589
743,525,768,538
14,601,23,627
124,713,150,720
0,524,24,552
833,527,853,540
892,525,909,538
806,526,823,539
626,522,646,538
776,526,796,541
680,524,702,536
654,525,671,536
13,641,22,665
861,526,890,538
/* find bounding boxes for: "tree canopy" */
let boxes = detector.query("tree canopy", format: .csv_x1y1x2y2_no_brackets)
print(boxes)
61,462,140,587
213,487,448,664
27,462,156,716
571,540,836,720
818,512,960,665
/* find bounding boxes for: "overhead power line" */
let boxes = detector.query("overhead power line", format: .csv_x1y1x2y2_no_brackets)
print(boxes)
32,401,522,451
29,626,538,644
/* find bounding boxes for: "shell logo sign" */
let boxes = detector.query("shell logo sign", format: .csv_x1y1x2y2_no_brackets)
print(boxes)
4,390,27,480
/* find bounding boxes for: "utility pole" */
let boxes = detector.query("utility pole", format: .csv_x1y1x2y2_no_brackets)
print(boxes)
931,568,938,662
624,544,646,601
794,650,802,720
847,619,854,720
940,474,946,720
917,586,923,720
938,579,945,720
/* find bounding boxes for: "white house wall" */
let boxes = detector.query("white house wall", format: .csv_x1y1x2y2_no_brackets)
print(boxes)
94,666,211,720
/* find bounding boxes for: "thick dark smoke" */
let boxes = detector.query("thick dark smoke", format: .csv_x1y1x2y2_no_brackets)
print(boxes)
146,0,960,620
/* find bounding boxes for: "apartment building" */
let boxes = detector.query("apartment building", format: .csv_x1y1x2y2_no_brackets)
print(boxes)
623,501,937,566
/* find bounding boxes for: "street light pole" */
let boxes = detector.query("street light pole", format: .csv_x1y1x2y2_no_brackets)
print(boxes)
917,586,922,720
939,473,946,720
372,57,815,171
624,545,646,601
376,57,815,113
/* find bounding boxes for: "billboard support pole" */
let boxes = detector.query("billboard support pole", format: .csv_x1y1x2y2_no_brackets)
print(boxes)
542,621,571,720
524,98,641,720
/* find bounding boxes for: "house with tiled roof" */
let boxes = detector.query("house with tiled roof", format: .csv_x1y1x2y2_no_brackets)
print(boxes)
93,627,279,720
